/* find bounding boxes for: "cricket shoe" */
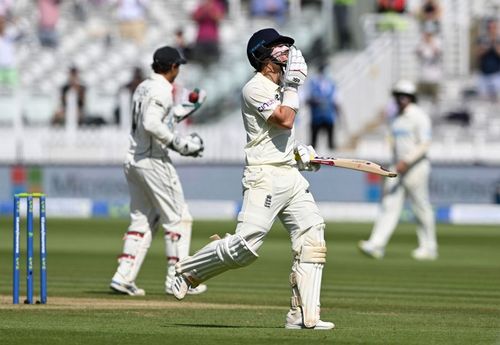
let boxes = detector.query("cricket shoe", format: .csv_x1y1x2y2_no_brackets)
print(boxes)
412,247,438,261
171,274,190,300
358,240,384,259
166,277,207,295
110,279,145,296
285,309,335,330
165,266,207,295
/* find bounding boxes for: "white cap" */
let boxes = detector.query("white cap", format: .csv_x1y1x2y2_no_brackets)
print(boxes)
392,80,416,96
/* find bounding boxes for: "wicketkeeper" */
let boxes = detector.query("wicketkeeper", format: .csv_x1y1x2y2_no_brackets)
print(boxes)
110,46,207,296
171,28,334,330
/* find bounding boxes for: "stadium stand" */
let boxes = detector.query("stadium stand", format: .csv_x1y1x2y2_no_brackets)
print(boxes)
0,0,499,165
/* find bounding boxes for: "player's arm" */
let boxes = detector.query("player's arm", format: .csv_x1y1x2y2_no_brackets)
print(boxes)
142,95,204,157
268,46,308,129
142,98,175,144
267,105,296,129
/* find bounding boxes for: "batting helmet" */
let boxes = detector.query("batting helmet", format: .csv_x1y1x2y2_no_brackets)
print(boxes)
247,28,294,70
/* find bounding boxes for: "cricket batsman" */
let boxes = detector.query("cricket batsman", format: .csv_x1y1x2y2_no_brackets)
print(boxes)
359,80,438,260
110,46,207,296
171,28,335,330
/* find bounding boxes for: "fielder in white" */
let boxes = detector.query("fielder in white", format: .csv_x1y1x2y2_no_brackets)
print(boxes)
171,28,334,330
359,80,438,260
110,46,207,296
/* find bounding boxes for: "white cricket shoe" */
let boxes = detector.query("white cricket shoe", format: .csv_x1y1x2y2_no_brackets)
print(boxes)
165,267,207,295
110,277,146,296
171,274,190,300
412,247,438,261
358,240,384,259
285,309,335,330
166,278,207,295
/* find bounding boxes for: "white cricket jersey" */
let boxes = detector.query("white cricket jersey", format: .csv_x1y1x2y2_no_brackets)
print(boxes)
390,103,432,164
241,73,296,166
127,73,176,168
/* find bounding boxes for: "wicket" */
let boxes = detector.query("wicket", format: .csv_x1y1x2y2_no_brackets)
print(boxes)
13,192,47,304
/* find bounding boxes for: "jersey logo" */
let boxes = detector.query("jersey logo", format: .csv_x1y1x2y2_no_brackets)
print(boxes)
264,194,272,208
257,98,278,113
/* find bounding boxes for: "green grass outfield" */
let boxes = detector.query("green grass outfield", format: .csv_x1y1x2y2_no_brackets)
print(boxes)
0,217,499,345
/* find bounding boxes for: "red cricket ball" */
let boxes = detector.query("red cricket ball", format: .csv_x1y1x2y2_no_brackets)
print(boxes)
188,91,199,103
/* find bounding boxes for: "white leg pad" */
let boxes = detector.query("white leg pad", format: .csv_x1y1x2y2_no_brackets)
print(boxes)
164,206,193,265
115,230,152,283
175,234,259,286
290,223,327,328
164,208,193,289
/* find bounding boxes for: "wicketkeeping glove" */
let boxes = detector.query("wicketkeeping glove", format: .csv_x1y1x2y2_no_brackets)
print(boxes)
294,144,320,172
170,132,204,157
283,47,308,90
172,88,207,123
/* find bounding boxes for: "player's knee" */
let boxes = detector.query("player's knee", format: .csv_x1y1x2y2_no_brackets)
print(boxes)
218,234,259,268
181,206,193,223
123,229,152,248
236,222,267,253
294,223,327,264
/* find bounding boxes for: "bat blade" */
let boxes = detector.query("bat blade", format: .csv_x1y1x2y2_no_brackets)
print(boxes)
311,157,397,177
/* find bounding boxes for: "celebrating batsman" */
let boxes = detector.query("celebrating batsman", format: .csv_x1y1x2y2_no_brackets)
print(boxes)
110,46,207,296
171,28,334,330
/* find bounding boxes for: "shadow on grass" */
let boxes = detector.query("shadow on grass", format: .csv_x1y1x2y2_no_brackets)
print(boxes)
169,323,281,329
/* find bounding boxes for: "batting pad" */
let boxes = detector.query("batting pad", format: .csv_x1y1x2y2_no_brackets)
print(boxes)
290,223,326,328
117,230,153,283
175,234,259,286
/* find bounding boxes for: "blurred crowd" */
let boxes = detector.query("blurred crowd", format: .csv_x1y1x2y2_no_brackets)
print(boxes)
0,0,499,131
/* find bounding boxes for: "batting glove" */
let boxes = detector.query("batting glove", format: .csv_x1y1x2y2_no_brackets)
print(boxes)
283,47,308,91
294,144,320,172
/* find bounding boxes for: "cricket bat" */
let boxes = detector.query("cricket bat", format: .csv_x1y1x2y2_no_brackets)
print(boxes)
311,156,398,177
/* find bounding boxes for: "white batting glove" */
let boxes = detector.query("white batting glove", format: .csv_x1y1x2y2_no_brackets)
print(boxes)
294,144,320,172
172,88,207,123
283,47,308,91
170,132,204,157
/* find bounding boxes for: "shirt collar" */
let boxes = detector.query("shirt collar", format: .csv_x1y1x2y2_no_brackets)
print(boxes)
150,72,173,91
256,72,280,89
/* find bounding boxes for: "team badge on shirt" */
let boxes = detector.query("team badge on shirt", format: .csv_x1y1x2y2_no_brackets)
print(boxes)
264,194,272,208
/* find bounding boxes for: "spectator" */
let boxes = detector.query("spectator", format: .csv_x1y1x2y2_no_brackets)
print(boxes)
72,0,87,22
114,66,144,125
475,18,500,102
416,0,441,33
376,0,406,14
306,63,341,150
376,0,407,32
37,0,61,48
191,0,225,67
250,0,287,25
52,66,86,126
0,0,13,19
415,27,443,103
0,15,17,89
113,0,149,45
174,28,193,61
333,0,355,51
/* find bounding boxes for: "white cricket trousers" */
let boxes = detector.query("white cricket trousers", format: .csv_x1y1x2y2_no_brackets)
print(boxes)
368,159,437,251
125,158,187,233
235,165,324,252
